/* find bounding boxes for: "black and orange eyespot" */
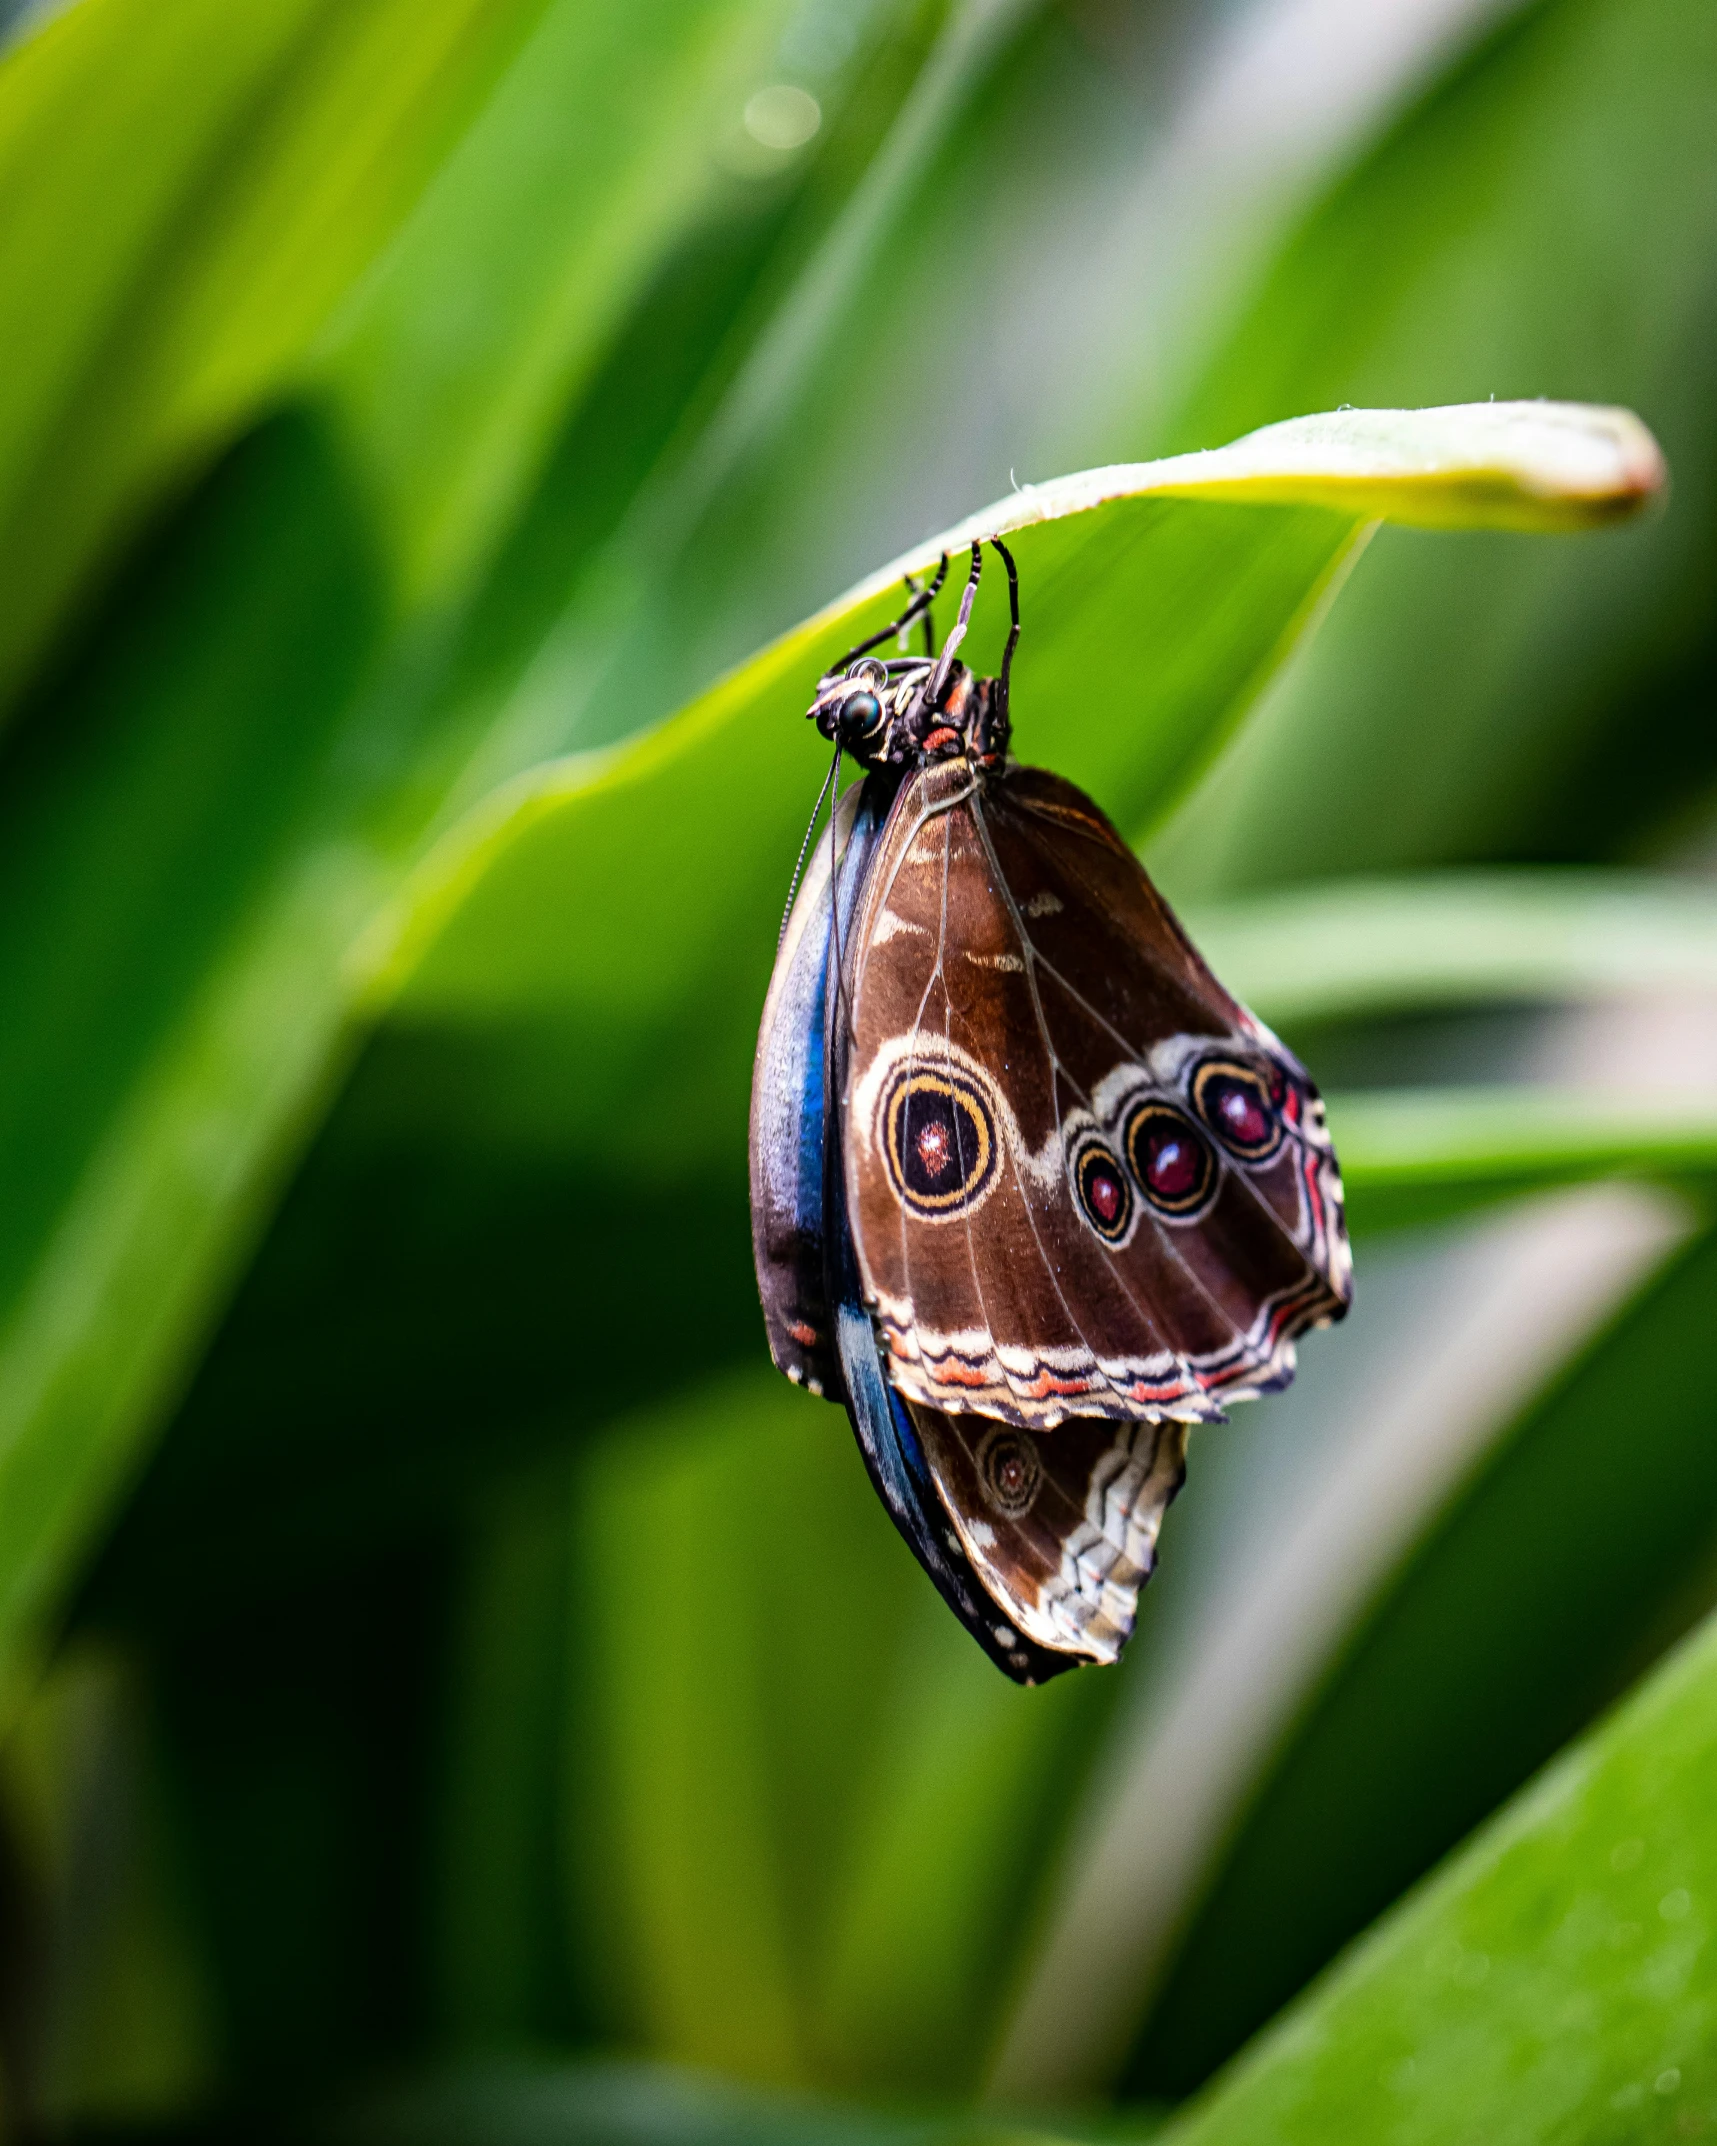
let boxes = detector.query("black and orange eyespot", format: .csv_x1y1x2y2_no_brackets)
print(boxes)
1124,1101,1217,1217
1191,1057,1283,1163
881,1067,998,1218
1072,1137,1133,1245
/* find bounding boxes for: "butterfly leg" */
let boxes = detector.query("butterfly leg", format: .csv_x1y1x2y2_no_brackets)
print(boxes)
991,536,1019,722
926,540,984,707
824,552,950,679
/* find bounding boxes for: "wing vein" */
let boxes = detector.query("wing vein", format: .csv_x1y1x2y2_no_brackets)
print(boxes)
1007,802,1331,1267
964,786,1205,1412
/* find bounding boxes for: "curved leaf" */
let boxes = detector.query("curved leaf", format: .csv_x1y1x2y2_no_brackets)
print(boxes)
1127,1221,1717,2106
1188,870,1717,1027
1154,1598,1717,2146
381,398,1661,1030
0,0,548,716
1149,0,1717,893
1333,1084,1717,1233
0,0,901,1718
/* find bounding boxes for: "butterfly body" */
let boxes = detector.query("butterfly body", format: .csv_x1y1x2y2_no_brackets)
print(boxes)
750,547,1351,1683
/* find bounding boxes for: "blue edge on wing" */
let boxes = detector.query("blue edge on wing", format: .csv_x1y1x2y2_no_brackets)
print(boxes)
805,776,1075,1687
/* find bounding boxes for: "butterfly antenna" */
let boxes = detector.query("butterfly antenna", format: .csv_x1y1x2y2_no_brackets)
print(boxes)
828,751,863,1043
927,540,982,707
828,553,949,676
778,738,843,950
992,536,1019,720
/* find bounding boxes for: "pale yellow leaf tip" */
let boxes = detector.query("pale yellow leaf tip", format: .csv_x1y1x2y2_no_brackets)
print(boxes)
1170,400,1670,530
945,401,1667,549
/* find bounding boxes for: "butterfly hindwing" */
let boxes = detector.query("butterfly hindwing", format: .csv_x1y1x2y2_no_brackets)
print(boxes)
750,784,892,1398
910,1401,1188,1667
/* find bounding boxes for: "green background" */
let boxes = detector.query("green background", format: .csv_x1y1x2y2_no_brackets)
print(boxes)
0,0,1715,2138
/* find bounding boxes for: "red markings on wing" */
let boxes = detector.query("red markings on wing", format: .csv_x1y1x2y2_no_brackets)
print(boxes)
1022,1369,1099,1399
929,1359,992,1388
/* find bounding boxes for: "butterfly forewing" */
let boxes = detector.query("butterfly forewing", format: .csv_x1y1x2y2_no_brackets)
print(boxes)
995,774,1349,1393
841,762,1350,1432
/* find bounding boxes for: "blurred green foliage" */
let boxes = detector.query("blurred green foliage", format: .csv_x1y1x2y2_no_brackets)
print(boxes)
0,0,1714,2140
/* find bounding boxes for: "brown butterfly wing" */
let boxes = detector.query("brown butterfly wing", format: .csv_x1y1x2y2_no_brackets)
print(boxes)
841,760,1350,1431
910,1402,1187,1665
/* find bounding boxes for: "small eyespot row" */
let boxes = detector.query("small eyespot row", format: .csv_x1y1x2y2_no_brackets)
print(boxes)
1068,1051,1295,1237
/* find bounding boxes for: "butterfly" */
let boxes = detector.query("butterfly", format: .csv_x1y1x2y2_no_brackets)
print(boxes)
750,541,1351,1683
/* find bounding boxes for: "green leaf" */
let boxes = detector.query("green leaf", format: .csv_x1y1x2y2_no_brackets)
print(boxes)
1185,871,1717,1028
0,0,904,1723
314,0,811,608
1126,1220,1717,2105
1148,0,1717,893
1152,1597,1717,2146
1333,1085,1717,1233
385,399,1662,1032
0,419,389,1718
0,0,546,716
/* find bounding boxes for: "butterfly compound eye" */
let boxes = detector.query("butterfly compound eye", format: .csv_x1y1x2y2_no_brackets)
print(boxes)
1192,1058,1283,1162
1124,1102,1216,1217
836,689,884,749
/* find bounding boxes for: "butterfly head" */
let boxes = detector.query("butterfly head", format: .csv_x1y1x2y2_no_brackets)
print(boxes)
809,655,1009,773
811,657,896,760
